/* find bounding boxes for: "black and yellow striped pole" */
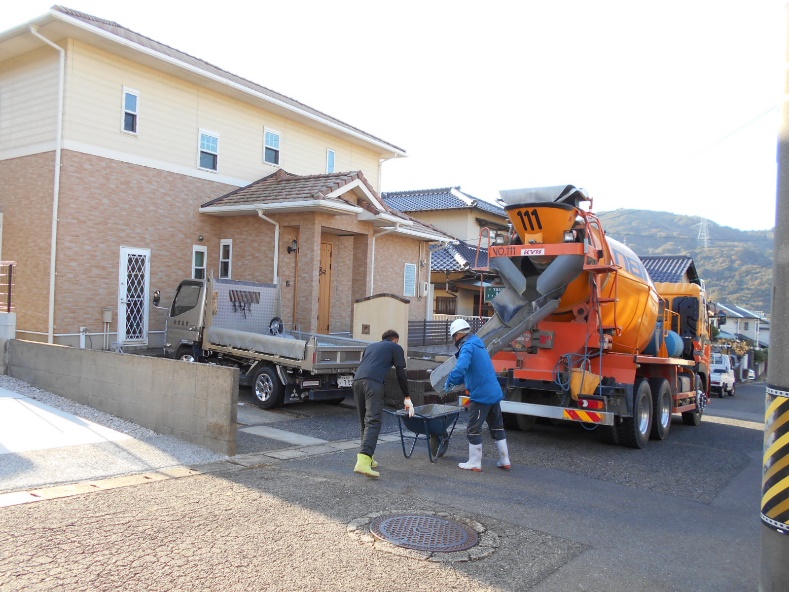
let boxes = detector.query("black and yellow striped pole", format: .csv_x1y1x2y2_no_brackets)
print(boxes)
762,389,789,534
762,7,789,588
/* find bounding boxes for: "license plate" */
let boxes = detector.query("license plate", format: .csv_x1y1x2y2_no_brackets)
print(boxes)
338,375,353,388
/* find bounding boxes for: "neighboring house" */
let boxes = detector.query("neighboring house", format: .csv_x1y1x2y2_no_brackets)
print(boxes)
0,6,449,348
715,303,770,348
640,255,702,285
382,187,508,318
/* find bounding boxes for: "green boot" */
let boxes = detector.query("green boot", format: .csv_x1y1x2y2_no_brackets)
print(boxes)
354,453,380,478
370,457,379,469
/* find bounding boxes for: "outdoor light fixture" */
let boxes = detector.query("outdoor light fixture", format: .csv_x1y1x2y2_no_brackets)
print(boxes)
287,239,299,254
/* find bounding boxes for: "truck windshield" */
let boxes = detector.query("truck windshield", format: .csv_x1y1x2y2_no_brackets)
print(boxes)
171,282,202,317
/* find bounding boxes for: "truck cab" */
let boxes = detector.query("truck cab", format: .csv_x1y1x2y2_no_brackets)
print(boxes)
710,352,735,397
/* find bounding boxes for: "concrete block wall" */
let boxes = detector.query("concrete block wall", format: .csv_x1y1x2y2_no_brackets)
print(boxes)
5,339,238,455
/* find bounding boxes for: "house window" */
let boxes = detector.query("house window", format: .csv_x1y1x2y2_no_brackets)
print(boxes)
744,321,749,331
199,130,219,171
404,263,417,297
219,239,232,279
435,297,456,315
122,87,139,134
264,129,281,165
192,246,207,280
326,149,335,173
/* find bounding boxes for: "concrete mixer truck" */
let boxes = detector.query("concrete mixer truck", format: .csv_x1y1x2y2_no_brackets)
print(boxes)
431,185,713,448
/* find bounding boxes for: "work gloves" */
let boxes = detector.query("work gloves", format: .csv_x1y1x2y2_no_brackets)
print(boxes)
404,397,414,417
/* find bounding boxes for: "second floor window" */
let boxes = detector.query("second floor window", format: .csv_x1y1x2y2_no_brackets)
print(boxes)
192,246,207,279
264,129,280,165
199,131,219,171
326,149,335,173
219,239,232,279
122,87,139,134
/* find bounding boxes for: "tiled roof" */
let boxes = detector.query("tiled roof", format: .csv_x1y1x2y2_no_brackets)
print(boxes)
716,303,761,320
201,169,453,241
202,170,373,209
50,6,404,155
431,242,489,272
640,255,699,284
382,187,506,218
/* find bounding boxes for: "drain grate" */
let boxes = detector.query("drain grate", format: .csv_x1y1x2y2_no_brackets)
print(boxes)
369,514,479,552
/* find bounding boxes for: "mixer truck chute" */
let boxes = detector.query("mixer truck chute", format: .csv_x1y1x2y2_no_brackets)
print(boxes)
430,185,712,449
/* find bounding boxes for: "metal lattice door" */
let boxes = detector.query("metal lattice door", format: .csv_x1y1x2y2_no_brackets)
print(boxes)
119,247,150,345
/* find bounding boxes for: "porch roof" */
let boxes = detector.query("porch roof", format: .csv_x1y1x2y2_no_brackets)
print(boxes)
200,169,453,242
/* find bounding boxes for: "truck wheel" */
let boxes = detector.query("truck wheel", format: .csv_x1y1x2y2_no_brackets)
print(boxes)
594,424,620,446
503,390,535,431
648,378,672,441
252,366,283,409
618,379,652,449
175,346,195,362
682,376,704,426
729,383,736,397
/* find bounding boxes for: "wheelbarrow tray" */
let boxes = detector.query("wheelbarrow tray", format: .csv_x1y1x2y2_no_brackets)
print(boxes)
386,404,462,463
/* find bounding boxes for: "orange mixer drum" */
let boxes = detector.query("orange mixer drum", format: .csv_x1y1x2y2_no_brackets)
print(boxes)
504,202,659,355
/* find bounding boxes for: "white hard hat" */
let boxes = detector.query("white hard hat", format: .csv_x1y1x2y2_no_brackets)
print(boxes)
449,318,471,337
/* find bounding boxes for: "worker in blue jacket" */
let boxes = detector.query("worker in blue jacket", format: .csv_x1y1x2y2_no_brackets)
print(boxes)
444,319,510,471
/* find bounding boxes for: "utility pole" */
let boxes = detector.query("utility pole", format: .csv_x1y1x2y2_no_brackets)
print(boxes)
694,219,709,249
760,8,789,589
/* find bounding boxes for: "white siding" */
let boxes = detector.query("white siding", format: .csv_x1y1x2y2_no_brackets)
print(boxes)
0,47,59,154
61,41,383,189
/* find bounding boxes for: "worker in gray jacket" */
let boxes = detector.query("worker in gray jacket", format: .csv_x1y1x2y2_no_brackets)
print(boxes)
352,329,413,478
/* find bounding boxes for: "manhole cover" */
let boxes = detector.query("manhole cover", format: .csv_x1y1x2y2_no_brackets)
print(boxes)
369,514,479,552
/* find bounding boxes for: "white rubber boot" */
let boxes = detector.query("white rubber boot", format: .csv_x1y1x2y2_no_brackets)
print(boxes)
458,443,483,472
496,439,511,470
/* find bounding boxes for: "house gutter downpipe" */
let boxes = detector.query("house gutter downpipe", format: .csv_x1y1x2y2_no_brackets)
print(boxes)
30,25,64,344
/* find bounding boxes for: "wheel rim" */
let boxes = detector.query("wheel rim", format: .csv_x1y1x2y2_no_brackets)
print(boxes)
255,373,274,403
658,393,671,431
637,397,650,437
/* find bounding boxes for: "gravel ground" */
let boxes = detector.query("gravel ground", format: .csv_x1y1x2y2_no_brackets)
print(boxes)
0,376,227,493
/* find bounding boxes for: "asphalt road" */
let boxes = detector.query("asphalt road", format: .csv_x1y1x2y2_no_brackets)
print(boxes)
0,380,767,591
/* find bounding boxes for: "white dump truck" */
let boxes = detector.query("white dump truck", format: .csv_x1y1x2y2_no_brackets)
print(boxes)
154,278,370,408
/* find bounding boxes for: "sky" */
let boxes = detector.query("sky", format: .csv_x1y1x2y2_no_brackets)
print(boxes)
3,1,786,231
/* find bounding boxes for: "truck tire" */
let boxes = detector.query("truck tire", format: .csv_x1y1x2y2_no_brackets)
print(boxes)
648,378,672,441
681,375,704,426
252,366,283,410
175,346,195,362
729,383,736,397
594,424,620,446
617,379,652,449
503,389,536,431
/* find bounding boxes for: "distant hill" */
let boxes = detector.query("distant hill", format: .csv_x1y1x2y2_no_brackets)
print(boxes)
596,209,774,313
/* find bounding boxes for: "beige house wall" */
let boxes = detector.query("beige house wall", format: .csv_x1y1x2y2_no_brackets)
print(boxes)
62,41,383,191
0,48,59,155
372,233,427,321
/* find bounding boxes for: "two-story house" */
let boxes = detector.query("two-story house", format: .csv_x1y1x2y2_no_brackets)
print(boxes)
382,187,508,317
0,6,449,349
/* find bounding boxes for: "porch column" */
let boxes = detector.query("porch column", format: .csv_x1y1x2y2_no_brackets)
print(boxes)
295,219,321,333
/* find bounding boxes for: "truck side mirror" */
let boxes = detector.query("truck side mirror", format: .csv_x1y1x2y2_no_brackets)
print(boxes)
153,290,161,307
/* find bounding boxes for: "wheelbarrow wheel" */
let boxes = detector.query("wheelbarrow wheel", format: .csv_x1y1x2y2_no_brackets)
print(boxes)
429,433,449,458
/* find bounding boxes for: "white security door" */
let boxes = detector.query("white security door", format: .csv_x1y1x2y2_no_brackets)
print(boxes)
118,247,150,345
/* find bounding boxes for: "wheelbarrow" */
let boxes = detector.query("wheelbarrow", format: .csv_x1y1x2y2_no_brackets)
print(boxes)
386,404,463,463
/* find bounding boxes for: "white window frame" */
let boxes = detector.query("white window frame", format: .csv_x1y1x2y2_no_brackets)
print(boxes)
121,86,139,135
326,149,336,173
404,263,417,297
192,245,207,280
198,129,219,172
219,239,232,279
264,128,281,165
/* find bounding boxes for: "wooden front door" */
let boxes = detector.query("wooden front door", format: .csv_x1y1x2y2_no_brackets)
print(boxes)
317,242,333,333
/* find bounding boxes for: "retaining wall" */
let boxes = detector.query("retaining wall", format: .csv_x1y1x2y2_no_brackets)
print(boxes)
2,339,237,455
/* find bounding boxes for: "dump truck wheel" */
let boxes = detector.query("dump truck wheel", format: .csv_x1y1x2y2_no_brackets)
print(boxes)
648,378,672,441
175,346,195,362
594,424,620,446
503,390,536,431
618,379,652,449
252,366,283,409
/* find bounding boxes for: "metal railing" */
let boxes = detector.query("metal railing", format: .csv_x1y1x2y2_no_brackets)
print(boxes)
0,262,15,313
408,316,488,347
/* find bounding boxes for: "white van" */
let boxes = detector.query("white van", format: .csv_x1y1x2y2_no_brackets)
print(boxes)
710,353,736,397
